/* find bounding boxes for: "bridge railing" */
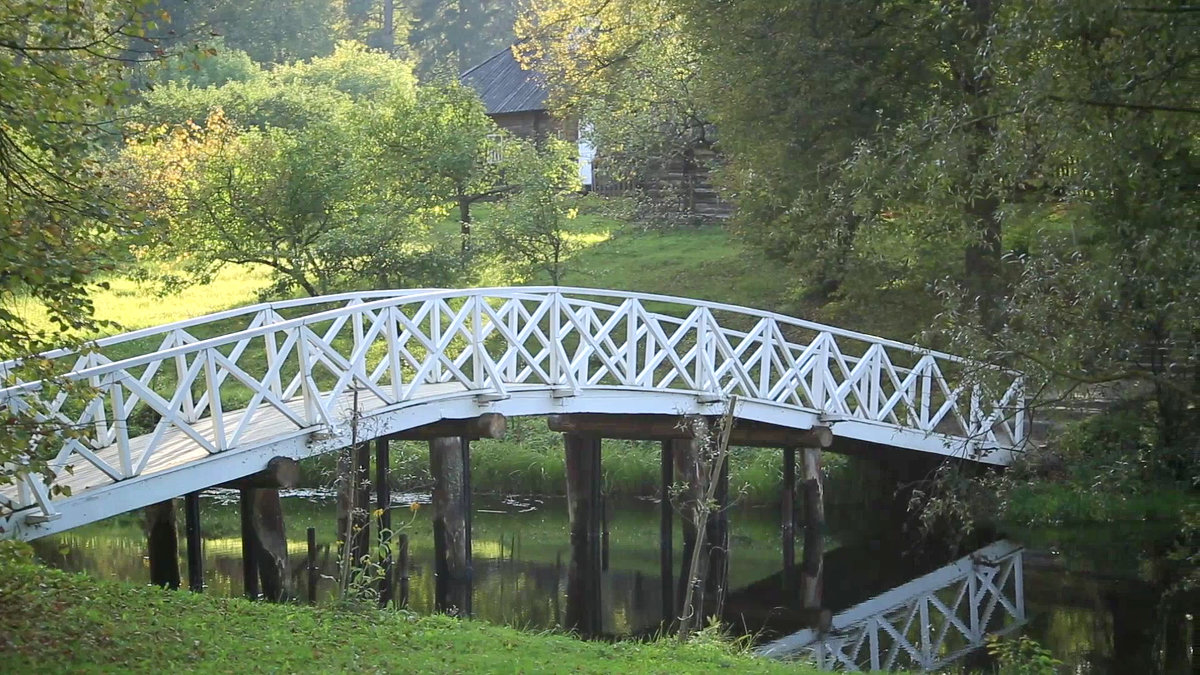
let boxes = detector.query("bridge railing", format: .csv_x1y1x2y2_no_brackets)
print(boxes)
0,288,1026,520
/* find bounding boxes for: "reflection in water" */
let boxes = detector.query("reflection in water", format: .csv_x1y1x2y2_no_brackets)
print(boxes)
759,541,1026,671
30,494,1195,673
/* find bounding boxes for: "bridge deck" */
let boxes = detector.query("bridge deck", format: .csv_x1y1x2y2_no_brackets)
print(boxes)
1,288,1027,540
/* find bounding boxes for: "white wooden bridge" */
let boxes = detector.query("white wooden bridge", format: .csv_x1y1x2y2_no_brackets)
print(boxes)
0,287,1026,540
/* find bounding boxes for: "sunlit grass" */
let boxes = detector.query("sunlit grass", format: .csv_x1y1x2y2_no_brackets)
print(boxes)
14,264,274,339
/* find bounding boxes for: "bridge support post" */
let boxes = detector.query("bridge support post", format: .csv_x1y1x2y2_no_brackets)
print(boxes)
251,488,290,602
376,437,393,608
801,448,824,610
238,487,291,601
145,499,180,590
184,491,203,592
671,418,711,629
659,440,674,624
782,448,796,592
351,443,371,567
563,432,602,636
239,489,259,600
704,455,730,618
430,436,470,614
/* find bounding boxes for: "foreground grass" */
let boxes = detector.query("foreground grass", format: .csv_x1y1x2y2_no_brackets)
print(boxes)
0,543,809,674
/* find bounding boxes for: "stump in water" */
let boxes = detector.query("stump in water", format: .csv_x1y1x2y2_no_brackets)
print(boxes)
145,499,180,590
430,436,470,614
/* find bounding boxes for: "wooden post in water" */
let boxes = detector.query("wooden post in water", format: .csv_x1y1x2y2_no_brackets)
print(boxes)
659,440,674,622
251,488,290,602
397,532,410,608
563,432,602,636
461,437,473,617
671,420,709,625
184,492,203,592
430,436,469,614
306,526,318,604
782,448,797,592
351,442,372,567
145,499,180,590
801,447,825,610
704,455,730,618
239,489,259,600
376,437,393,608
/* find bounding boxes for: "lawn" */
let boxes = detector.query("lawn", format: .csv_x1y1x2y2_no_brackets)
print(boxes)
0,541,814,674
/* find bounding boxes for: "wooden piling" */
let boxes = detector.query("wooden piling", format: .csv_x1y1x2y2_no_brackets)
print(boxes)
704,456,730,617
563,433,603,636
376,437,393,608
251,488,290,602
801,447,825,610
239,489,259,600
397,532,410,609
306,526,318,604
145,499,180,590
430,436,469,613
184,492,203,592
782,448,796,585
660,440,674,622
461,437,473,617
671,423,709,624
352,442,371,566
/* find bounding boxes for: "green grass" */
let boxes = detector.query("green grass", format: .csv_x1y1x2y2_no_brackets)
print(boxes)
0,541,814,674
999,482,1197,525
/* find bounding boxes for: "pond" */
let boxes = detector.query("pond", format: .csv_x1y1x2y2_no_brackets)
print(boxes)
31,491,1195,673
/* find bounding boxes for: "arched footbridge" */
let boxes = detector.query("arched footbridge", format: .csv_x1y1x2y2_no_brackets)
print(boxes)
0,288,1027,540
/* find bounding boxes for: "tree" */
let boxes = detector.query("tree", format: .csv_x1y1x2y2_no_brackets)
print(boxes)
0,0,160,500
118,109,455,297
488,138,582,284
406,0,518,77
370,82,515,257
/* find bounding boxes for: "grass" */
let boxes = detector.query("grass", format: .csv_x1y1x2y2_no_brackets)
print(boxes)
0,541,814,674
999,481,1196,525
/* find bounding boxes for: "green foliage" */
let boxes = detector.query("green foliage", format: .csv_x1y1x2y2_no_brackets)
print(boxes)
407,0,517,77
151,39,263,88
986,635,1062,675
0,0,162,502
150,0,344,64
486,139,583,284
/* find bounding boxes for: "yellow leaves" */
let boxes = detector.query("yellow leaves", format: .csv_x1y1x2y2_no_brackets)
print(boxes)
409,502,421,513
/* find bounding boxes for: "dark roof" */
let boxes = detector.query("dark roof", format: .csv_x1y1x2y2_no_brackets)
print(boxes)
460,47,547,115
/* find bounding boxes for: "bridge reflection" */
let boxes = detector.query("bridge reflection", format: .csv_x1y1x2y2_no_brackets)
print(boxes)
755,540,1026,671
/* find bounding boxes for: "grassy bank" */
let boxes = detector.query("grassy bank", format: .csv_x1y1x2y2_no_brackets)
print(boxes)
0,542,811,674
992,407,1198,527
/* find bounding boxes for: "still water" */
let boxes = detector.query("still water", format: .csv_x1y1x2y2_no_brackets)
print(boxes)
32,491,1195,673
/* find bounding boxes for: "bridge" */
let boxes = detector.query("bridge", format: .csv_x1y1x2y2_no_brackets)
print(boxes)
0,287,1026,541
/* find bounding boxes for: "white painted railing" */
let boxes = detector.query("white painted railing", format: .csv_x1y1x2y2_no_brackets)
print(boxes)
0,287,1026,522
759,541,1027,671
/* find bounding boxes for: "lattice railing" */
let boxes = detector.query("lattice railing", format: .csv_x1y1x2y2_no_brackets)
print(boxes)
759,541,1027,671
0,287,1026,521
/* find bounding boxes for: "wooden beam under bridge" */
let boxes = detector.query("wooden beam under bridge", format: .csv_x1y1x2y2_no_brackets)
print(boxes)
385,413,507,441
546,414,833,449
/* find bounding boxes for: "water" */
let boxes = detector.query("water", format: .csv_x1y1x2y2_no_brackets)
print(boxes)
32,492,1196,673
